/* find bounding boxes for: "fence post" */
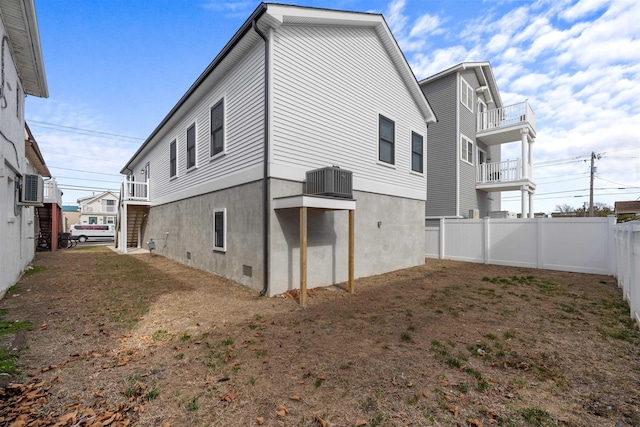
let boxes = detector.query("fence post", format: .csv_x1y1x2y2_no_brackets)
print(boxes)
536,217,544,269
607,216,616,275
483,217,490,264
439,218,445,260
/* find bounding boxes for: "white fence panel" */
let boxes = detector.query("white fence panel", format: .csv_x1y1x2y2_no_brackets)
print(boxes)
487,219,538,268
613,222,640,324
425,227,440,258
443,219,484,263
541,218,611,274
426,217,616,275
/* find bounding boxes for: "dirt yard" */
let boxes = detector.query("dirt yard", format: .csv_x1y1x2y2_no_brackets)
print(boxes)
1,246,639,427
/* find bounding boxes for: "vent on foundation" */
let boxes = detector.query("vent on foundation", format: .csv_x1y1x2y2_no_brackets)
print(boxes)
186,252,191,260
243,265,252,277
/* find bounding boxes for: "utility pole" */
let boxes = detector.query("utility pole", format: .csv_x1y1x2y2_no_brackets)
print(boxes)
588,152,601,217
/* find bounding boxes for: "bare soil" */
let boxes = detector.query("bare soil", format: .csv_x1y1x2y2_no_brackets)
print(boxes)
1,246,639,427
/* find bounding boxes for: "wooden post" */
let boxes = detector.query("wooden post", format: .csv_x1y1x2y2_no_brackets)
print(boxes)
348,209,354,293
300,207,308,306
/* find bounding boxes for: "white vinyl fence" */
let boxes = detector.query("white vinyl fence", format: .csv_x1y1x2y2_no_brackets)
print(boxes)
426,217,640,323
613,221,640,324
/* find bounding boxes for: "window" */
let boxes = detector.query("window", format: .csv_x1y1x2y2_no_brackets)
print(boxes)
378,115,395,165
461,135,473,164
186,123,196,169
460,77,474,112
104,216,115,224
89,217,98,224
213,208,226,252
210,99,224,157
101,199,116,213
477,147,487,165
411,132,424,173
170,140,177,178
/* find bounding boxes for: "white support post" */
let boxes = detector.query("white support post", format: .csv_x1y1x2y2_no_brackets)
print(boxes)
536,217,544,268
483,217,490,264
529,191,534,218
439,217,445,259
521,186,527,219
122,203,128,254
520,128,528,179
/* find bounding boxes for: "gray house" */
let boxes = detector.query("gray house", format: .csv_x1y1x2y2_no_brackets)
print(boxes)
419,62,536,219
117,3,437,298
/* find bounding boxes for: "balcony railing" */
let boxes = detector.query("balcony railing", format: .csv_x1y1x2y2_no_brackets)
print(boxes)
121,178,149,202
478,100,535,133
477,159,533,184
43,179,62,206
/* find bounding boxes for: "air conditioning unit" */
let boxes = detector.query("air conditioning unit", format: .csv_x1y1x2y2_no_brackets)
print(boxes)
20,174,44,204
305,166,353,199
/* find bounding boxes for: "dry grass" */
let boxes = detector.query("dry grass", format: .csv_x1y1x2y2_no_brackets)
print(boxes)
1,246,639,426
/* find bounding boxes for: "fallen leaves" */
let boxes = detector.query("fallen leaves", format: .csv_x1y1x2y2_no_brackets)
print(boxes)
0,380,145,427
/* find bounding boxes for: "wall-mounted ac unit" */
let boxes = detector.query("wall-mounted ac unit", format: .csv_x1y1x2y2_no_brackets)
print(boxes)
20,174,44,204
305,166,353,199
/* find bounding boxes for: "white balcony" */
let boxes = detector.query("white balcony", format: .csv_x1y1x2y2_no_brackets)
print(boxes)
477,101,535,146
121,178,149,202
476,159,535,192
43,179,62,206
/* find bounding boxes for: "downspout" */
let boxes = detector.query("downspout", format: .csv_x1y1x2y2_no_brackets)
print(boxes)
252,19,270,297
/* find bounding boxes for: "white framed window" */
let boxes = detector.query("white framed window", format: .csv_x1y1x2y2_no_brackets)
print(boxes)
210,98,225,159
411,131,423,173
169,139,177,178
477,147,487,165
378,114,395,165
213,208,226,252
460,134,473,165
186,123,197,170
460,77,474,112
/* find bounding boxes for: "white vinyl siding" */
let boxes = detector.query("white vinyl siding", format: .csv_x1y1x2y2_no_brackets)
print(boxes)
461,134,473,165
271,25,428,200
460,77,473,113
127,43,265,202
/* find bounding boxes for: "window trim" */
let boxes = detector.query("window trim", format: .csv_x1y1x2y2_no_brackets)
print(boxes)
411,131,424,174
210,98,225,159
378,114,395,165
186,123,197,170
460,134,474,165
169,139,177,178
460,77,474,113
213,208,227,252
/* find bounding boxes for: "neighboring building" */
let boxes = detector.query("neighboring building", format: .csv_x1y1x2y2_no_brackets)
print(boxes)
0,0,49,297
77,191,118,225
419,62,536,219
62,204,80,231
118,4,436,297
26,124,63,250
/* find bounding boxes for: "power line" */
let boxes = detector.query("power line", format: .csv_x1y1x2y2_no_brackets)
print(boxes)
40,150,124,164
54,176,121,184
28,120,144,142
48,165,122,176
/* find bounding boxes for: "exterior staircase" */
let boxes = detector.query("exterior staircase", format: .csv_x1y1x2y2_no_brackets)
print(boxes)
119,205,147,248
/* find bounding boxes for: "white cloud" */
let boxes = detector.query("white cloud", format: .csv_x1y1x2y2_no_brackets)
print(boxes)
561,0,611,22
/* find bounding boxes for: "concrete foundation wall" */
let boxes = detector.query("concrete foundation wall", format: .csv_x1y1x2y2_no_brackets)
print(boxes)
269,179,425,296
143,178,425,297
142,180,264,291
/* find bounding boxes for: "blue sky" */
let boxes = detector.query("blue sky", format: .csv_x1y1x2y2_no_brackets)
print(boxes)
26,0,640,213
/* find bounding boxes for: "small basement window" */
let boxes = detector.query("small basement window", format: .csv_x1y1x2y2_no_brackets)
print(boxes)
213,208,226,252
